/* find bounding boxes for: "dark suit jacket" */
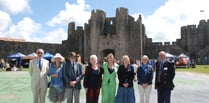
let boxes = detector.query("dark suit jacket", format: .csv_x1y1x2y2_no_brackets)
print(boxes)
118,65,135,88
155,60,175,90
63,61,83,89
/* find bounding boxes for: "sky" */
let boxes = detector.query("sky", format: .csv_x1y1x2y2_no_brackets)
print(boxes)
0,0,209,44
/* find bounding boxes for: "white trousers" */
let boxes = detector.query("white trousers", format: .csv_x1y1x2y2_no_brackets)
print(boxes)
138,85,152,103
32,86,47,103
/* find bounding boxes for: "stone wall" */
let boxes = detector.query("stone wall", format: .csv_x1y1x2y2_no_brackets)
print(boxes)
177,19,209,64
0,40,61,59
62,7,145,62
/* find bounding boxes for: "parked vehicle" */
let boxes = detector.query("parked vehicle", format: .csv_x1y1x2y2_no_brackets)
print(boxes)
175,57,188,68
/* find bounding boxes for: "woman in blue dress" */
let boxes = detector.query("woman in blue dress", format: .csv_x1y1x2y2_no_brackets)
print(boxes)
115,55,135,103
48,53,65,103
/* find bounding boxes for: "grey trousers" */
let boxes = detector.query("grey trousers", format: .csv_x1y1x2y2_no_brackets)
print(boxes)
32,87,47,103
65,88,80,103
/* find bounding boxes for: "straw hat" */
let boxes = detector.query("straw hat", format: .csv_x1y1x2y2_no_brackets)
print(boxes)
51,53,65,62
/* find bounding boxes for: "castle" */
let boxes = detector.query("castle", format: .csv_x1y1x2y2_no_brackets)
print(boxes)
1,7,209,64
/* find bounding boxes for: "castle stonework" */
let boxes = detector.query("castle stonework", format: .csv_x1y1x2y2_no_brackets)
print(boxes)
62,7,145,61
1,7,209,64
177,20,209,63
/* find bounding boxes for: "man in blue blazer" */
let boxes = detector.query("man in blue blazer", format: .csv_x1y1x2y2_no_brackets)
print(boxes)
63,52,83,103
155,51,175,103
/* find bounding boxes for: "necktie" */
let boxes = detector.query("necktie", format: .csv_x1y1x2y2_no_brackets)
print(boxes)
72,63,75,76
157,61,164,82
39,59,42,70
160,61,164,70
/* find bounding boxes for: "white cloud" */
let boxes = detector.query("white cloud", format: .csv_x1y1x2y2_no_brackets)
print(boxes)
0,0,71,44
47,0,91,27
0,0,31,14
0,11,12,32
42,28,67,43
131,13,145,22
141,0,209,42
0,15,66,43
1,17,41,41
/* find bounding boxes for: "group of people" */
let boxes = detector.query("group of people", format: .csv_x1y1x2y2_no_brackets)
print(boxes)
29,48,175,103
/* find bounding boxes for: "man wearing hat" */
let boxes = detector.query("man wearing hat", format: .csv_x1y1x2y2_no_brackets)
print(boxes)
29,48,49,103
48,53,65,103
63,52,83,103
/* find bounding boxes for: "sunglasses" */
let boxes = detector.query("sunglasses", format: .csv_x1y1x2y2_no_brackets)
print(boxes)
37,52,43,54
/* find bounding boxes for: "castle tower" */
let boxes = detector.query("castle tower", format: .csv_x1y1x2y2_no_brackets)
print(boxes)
115,7,129,59
89,9,106,54
67,22,75,39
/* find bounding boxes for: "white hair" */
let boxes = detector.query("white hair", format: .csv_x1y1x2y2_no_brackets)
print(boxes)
90,54,98,62
36,48,44,54
141,55,150,61
159,51,166,56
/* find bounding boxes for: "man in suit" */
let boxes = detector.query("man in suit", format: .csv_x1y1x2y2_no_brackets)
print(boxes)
29,49,49,103
63,52,83,103
155,51,175,103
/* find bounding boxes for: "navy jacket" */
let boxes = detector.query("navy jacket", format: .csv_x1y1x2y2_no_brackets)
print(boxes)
63,61,83,89
155,61,175,90
117,65,135,88
137,64,153,85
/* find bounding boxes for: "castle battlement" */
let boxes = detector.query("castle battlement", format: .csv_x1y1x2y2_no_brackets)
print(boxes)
91,9,106,20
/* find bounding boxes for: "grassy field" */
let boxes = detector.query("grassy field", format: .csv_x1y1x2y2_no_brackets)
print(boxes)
0,71,85,103
176,65,209,74
0,65,208,103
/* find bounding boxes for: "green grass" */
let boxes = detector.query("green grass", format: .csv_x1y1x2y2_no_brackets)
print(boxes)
0,66,208,103
176,65,209,74
0,71,86,103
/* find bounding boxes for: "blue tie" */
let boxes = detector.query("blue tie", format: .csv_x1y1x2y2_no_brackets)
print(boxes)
160,61,164,70
157,61,164,82
39,59,42,70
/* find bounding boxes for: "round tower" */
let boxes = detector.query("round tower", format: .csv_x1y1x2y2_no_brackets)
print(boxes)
89,9,106,54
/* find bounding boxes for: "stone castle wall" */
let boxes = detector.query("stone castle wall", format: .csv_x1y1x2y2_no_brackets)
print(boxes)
1,7,209,64
62,7,145,62
177,19,209,63
0,40,61,59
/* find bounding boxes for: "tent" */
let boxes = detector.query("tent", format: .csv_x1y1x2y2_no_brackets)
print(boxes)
166,52,176,58
165,52,176,62
178,53,188,58
43,52,54,60
7,52,25,59
7,52,26,68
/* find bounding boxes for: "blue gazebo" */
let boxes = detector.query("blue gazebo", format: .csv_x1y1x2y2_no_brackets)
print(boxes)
7,52,25,59
7,52,26,67
43,52,54,61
